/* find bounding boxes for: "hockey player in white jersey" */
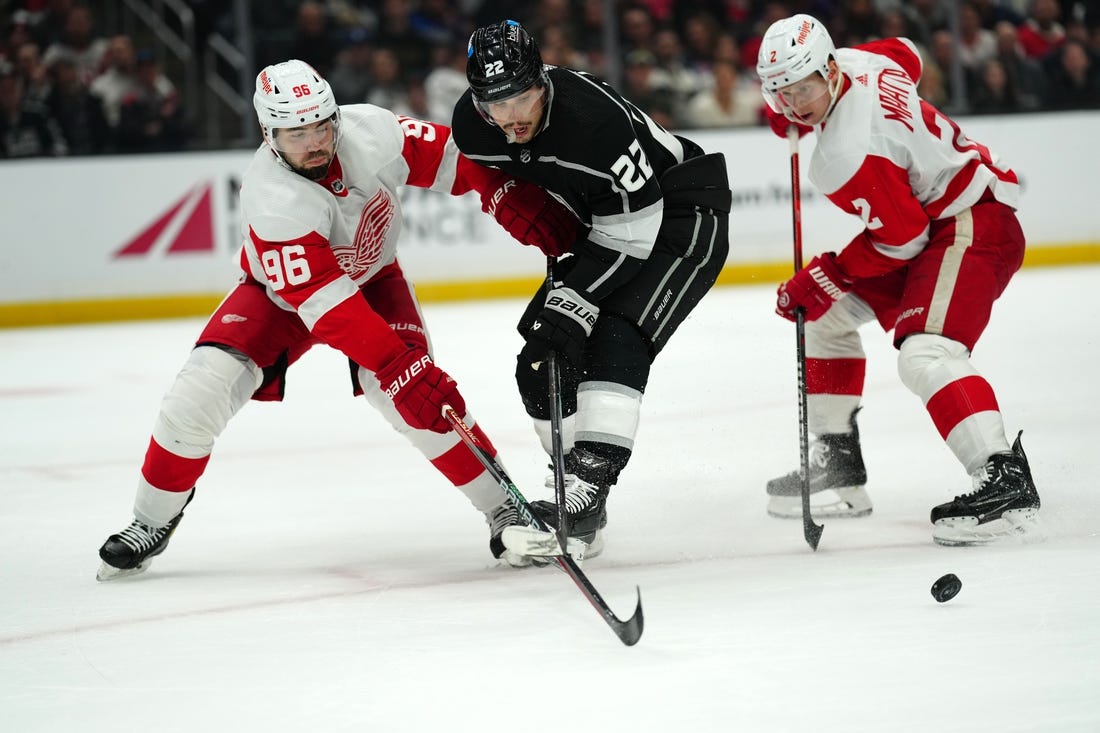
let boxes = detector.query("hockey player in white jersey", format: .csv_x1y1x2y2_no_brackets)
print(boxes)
756,15,1041,545
96,60,578,580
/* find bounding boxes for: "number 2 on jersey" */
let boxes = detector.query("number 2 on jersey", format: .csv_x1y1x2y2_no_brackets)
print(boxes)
851,198,883,230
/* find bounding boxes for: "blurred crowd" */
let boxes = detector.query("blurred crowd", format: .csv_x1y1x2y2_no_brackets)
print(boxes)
1,1,186,157
3,0,1099,159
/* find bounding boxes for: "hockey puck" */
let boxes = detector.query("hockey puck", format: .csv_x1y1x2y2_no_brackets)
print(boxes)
931,573,962,603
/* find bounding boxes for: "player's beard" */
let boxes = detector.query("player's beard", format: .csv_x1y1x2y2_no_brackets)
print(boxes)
296,160,331,180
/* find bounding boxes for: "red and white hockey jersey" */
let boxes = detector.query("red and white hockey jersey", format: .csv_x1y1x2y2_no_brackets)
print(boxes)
237,105,503,372
809,39,1020,279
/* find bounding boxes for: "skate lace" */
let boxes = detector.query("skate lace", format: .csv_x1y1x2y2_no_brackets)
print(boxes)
957,456,1024,501
488,503,520,537
808,441,831,469
562,477,601,515
116,521,166,553
968,465,993,495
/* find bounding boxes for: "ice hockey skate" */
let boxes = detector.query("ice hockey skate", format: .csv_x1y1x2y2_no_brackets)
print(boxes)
931,432,1041,546
767,410,872,519
486,499,534,567
504,448,610,561
97,498,192,581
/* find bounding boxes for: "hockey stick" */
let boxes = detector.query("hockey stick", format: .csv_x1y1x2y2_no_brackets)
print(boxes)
788,125,824,551
441,404,644,646
544,256,571,560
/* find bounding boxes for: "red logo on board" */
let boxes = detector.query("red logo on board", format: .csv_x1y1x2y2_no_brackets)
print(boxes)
113,182,216,257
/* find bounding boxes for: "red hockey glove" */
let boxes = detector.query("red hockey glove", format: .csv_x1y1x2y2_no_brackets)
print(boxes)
375,349,464,433
519,287,598,369
765,105,813,139
776,253,853,322
482,176,577,257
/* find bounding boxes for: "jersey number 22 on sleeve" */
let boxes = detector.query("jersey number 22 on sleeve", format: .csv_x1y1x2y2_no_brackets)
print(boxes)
611,140,653,192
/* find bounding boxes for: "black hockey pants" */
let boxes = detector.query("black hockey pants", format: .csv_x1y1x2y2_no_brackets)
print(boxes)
516,152,731,418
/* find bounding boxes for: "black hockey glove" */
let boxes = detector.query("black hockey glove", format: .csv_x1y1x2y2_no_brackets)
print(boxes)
519,287,599,369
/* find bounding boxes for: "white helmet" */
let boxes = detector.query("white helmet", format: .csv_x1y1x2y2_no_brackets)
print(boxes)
756,14,839,121
253,59,340,151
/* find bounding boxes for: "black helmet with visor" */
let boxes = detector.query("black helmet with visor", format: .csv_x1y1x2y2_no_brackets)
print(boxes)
466,20,551,127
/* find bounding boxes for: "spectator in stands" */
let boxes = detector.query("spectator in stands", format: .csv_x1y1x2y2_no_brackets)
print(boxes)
424,43,469,124
928,28,974,114
3,11,36,63
527,0,574,47
327,27,375,105
403,73,431,120
681,11,720,71
620,6,657,58
915,45,950,109
89,34,139,131
0,59,68,157
409,0,467,45
619,48,676,129
324,0,379,33
970,58,1027,114
41,4,107,85
364,46,411,114
1018,0,1066,59
640,0,676,25
472,0,538,27
576,0,609,65
875,10,911,44
738,2,790,73
289,1,338,77
377,0,431,77
837,0,880,45
897,0,948,48
968,0,1024,27
710,0,753,31
537,24,590,71
651,27,709,112
1043,37,1100,109
993,20,1047,111
683,58,762,128
15,42,52,106
116,49,187,152
956,1,998,74
45,49,109,154
28,0,77,49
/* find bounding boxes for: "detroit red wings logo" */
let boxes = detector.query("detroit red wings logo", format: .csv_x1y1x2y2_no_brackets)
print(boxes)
332,188,395,280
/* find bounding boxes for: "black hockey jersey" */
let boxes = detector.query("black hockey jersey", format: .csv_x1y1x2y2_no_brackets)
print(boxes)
451,65,703,301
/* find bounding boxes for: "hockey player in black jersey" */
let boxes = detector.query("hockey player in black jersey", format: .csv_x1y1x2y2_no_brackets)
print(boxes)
451,20,732,560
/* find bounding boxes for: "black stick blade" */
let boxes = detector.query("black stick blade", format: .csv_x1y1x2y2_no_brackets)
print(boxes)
803,515,824,551
610,587,645,647
559,556,644,646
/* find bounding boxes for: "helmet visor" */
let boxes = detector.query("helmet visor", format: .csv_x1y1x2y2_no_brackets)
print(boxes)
473,84,547,142
765,74,831,118
269,115,338,155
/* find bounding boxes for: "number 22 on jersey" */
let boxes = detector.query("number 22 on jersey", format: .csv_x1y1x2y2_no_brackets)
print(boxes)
611,140,653,192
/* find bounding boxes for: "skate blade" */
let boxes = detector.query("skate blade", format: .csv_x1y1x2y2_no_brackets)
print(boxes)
96,560,152,581
932,508,1043,547
767,488,873,519
497,548,534,569
501,526,590,560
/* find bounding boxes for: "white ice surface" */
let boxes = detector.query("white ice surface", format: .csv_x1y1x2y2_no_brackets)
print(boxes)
2,266,1098,732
